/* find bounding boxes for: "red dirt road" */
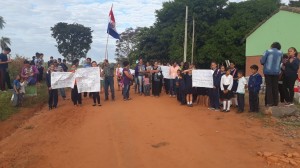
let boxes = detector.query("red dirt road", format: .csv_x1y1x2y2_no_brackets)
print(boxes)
0,90,299,168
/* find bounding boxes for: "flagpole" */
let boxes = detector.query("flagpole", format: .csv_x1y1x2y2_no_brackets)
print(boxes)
105,33,109,60
104,4,113,60
183,6,188,63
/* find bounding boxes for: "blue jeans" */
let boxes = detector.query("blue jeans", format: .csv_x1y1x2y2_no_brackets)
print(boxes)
138,76,144,93
104,76,115,100
134,76,139,93
123,84,130,99
169,79,176,96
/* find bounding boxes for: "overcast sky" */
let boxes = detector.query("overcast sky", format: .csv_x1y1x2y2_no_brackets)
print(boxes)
0,0,289,63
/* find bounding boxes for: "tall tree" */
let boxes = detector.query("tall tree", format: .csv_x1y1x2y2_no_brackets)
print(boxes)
0,16,11,50
0,16,5,29
0,37,11,50
51,22,93,62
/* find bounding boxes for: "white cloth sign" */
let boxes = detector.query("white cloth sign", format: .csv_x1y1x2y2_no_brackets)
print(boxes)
75,67,101,93
192,70,214,88
130,69,135,75
51,72,75,89
160,66,171,79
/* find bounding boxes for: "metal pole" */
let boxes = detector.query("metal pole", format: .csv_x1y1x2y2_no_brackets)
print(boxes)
104,33,109,59
184,6,188,63
191,17,195,64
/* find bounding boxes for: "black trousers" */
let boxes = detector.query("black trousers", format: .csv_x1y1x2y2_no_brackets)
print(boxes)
278,83,286,103
0,69,5,91
84,92,93,98
237,93,245,112
265,75,279,106
284,75,297,103
92,92,100,104
38,67,44,82
249,91,259,112
49,89,58,108
152,81,161,96
71,85,82,105
208,88,220,109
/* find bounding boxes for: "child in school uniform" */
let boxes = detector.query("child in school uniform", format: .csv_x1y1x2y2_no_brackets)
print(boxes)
236,70,247,113
220,68,233,112
144,73,151,96
248,65,263,112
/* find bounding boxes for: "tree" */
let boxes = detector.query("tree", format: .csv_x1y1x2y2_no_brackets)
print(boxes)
0,37,11,50
0,16,5,29
51,22,93,62
0,16,11,50
289,0,300,7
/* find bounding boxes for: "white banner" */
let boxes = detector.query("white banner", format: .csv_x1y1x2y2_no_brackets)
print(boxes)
51,72,76,89
160,66,171,79
75,67,101,93
192,70,214,88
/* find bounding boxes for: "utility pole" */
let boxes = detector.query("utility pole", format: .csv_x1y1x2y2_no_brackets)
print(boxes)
184,6,188,63
191,17,195,64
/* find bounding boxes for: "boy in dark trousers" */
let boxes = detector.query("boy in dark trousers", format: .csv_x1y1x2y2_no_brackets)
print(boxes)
46,64,58,110
208,61,222,111
248,65,262,112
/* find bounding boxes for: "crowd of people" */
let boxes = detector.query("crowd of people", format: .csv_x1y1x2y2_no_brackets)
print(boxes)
1,41,299,113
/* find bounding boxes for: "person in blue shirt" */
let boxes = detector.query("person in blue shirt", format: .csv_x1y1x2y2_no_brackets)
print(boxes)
248,65,263,112
260,42,283,106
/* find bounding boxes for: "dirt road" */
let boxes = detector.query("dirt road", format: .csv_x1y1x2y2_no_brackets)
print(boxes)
0,89,299,168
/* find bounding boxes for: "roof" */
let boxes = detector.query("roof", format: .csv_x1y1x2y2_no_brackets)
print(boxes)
243,6,300,42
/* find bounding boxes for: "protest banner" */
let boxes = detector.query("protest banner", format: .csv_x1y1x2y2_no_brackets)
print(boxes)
160,66,171,79
192,70,214,88
75,67,101,93
51,72,76,89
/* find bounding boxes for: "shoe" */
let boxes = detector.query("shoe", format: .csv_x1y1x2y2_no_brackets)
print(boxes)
49,107,52,110
92,104,96,106
208,108,215,110
98,104,102,106
225,110,230,112
222,109,226,112
104,98,109,101
214,108,220,111
190,104,193,107
169,95,172,97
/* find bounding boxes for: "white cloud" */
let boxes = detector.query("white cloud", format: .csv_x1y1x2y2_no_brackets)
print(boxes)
0,0,290,63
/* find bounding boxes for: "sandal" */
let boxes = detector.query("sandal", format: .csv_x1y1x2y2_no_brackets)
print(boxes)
98,104,102,106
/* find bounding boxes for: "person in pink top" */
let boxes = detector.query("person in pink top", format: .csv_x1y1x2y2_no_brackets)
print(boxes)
143,73,151,96
169,62,180,97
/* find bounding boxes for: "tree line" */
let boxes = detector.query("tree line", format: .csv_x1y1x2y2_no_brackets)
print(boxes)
115,0,300,68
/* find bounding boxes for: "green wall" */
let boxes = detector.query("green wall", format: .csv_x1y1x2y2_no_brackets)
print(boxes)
246,10,300,56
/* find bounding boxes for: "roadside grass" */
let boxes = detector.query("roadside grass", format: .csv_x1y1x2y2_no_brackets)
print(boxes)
0,83,48,121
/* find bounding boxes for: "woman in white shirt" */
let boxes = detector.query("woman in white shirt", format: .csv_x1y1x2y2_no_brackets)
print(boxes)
220,68,233,112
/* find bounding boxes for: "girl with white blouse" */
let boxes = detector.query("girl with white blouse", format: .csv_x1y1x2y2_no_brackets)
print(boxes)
220,68,233,112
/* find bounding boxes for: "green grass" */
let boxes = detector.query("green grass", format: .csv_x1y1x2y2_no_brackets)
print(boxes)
0,83,48,121
0,91,19,121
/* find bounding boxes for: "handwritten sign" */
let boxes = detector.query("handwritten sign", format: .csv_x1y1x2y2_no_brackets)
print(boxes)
51,72,75,89
75,67,101,93
192,70,214,88
160,66,171,79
